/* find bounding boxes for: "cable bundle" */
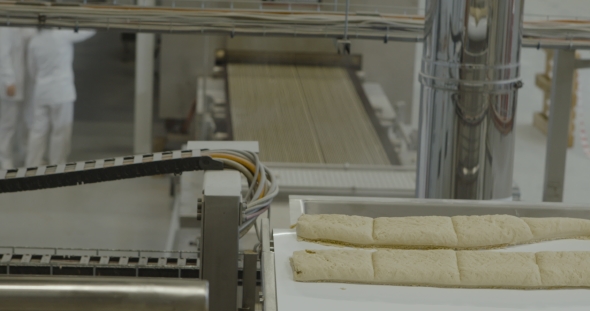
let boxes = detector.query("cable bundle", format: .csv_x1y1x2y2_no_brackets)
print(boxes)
2,3,590,48
201,149,279,238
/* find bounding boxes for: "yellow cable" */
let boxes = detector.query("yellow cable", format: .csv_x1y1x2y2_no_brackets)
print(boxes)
208,153,266,198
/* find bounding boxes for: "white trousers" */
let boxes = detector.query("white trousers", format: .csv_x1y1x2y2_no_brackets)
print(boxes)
0,99,21,169
26,102,73,167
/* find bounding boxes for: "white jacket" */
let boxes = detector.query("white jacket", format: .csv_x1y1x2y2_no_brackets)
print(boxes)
0,27,37,101
28,29,95,106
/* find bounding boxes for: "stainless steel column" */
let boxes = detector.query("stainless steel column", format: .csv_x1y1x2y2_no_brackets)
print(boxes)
0,276,208,311
416,0,525,199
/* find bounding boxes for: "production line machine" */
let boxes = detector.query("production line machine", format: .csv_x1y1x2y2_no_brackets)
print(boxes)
0,147,274,311
192,50,420,199
2,0,590,309
1,146,590,311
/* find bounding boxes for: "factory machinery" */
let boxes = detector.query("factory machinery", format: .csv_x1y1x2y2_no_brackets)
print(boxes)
0,0,587,202
2,0,590,310
193,50,418,199
2,145,590,311
0,147,279,311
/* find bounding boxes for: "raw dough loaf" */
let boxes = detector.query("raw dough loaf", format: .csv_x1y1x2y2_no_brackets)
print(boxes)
296,214,374,245
296,214,590,249
522,217,590,240
291,249,373,283
451,215,533,248
373,216,458,247
292,249,590,289
456,251,542,287
373,249,460,286
536,251,590,287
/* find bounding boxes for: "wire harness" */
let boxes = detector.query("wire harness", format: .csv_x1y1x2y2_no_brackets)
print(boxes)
201,149,279,238
1,3,590,49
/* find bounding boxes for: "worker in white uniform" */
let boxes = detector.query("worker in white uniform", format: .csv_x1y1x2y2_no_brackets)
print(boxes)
26,29,95,167
0,27,37,169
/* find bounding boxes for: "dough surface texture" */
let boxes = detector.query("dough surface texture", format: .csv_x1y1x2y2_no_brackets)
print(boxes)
296,214,590,249
292,249,590,289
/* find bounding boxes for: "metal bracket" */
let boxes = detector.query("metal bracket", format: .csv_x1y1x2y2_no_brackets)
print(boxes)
574,59,590,69
241,251,258,311
201,170,242,311
336,40,351,55
261,218,277,311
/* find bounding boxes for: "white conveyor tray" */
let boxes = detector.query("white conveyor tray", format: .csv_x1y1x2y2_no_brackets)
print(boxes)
275,195,590,311
274,230,590,311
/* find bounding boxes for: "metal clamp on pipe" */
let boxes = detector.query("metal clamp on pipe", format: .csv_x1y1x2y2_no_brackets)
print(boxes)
0,276,209,311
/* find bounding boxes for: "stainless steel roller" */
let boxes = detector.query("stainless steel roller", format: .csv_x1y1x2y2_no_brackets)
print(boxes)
0,276,208,311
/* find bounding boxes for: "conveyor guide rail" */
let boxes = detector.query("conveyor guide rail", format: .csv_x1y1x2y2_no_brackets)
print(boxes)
0,251,262,284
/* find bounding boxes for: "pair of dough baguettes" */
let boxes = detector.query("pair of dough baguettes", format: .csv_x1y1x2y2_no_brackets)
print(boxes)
291,249,590,288
296,214,590,249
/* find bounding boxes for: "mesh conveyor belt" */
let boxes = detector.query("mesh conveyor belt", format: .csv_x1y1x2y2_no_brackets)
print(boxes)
228,65,324,163
228,64,391,165
0,150,223,193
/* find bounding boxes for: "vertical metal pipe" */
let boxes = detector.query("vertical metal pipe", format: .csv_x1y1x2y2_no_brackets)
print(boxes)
134,0,156,154
416,0,525,200
343,0,350,40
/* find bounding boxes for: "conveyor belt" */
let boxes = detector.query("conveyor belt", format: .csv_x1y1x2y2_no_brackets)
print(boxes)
227,64,392,165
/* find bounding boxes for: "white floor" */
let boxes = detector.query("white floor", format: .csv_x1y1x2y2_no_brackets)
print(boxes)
1,1,590,253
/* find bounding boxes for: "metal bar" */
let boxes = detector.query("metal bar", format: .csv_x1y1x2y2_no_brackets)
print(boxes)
0,255,200,278
343,0,349,40
543,49,577,202
241,251,258,311
261,219,277,311
201,171,242,311
0,276,208,311
575,59,590,69
133,0,155,154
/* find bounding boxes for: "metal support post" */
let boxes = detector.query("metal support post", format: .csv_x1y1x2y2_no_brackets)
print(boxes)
241,251,258,311
343,0,350,40
134,0,156,154
261,218,277,311
201,170,242,311
543,50,576,202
